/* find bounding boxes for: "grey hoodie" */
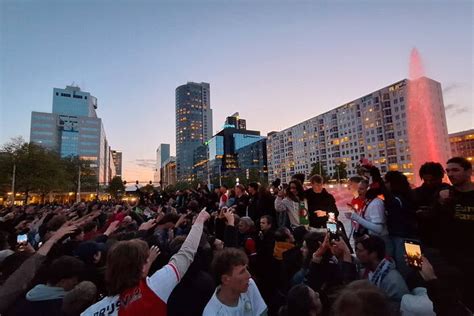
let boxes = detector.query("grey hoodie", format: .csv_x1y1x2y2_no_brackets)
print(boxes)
26,284,67,302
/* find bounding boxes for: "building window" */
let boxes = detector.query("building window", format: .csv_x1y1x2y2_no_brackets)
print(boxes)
61,93,71,97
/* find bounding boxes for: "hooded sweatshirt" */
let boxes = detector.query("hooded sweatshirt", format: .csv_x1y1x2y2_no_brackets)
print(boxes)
26,284,67,301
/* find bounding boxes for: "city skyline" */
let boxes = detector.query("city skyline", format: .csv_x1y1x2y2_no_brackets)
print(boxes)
1,1,472,181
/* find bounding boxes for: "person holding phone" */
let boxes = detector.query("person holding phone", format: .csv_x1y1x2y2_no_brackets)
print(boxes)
304,175,339,229
345,180,388,241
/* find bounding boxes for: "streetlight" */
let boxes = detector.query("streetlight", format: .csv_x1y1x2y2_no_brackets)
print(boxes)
10,162,16,206
76,164,81,203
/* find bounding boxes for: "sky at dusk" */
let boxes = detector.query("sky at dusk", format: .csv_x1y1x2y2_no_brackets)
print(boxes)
1,0,472,181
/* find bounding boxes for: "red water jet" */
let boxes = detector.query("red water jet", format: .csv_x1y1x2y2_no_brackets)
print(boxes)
406,48,449,185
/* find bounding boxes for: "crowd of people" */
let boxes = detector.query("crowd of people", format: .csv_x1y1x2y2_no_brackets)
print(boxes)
0,156,472,316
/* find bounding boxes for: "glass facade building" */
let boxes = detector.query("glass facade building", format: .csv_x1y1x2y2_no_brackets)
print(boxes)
176,82,213,182
30,86,116,185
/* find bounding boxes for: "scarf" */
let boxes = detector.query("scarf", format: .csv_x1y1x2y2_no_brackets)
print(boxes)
273,241,295,260
369,258,394,287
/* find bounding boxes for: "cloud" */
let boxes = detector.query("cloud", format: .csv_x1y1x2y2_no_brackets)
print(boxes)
442,83,461,94
445,103,470,115
132,159,156,169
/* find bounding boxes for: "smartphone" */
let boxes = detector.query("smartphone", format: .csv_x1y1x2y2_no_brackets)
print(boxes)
326,222,339,241
404,240,422,269
17,234,28,246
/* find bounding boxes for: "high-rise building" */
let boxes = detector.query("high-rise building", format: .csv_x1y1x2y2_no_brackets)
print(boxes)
111,150,122,177
449,129,474,162
162,156,177,187
154,144,170,185
30,85,113,185
202,114,263,185
176,82,213,182
236,138,268,183
267,77,450,184
225,112,247,130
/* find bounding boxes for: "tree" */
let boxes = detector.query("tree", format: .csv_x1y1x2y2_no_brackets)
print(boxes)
61,156,98,193
0,137,67,203
309,162,329,182
332,161,348,183
108,176,125,199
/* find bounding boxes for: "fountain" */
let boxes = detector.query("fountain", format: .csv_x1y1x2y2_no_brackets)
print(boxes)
406,48,450,186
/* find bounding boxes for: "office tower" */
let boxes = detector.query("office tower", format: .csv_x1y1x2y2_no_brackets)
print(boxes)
176,82,212,182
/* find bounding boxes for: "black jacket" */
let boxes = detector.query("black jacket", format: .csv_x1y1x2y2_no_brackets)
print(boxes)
305,188,338,228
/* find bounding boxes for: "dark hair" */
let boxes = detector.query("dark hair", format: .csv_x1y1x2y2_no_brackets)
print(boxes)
228,189,236,199
349,176,363,183
292,173,305,185
248,182,259,192
168,235,186,255
356,236,386,261
0,231,10,250
47,215,68,232
82,221,98,234
272,178,281,188
447,157,472,170
212,248,248,284
280,284,321,316
274,227,292,242
156,213,180,225
47,256,85,285
292,226,309,247
384,171,412,198
287,180,305,202
106,240,148,295
419,162,445,179
221,185,229,190
331,280,393,316
309,174,324,184
235,184,246,193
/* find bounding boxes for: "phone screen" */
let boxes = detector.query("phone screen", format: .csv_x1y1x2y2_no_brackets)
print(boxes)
17,234,27,245
404,241,422,269
327,222,337,234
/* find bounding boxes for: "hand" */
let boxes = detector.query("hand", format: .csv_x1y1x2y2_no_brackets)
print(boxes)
148,245,161,263
315,210,327,217
195,208,210,224
419,255,437,281
331,239,351,262
439,190,450,204
313,233,330,262
104,220,120,236
18,242,35,254
139,219,157,231
223,208,235,226
175,214,186,227
155,212,165,223
344,212,352,220
51,224,78,242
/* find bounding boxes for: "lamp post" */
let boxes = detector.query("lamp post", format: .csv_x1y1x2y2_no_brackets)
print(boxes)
10,163,16,206
76,165,81,203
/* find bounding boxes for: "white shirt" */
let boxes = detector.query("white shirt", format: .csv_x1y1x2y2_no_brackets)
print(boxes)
81,264,179,316
203,279,267,316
